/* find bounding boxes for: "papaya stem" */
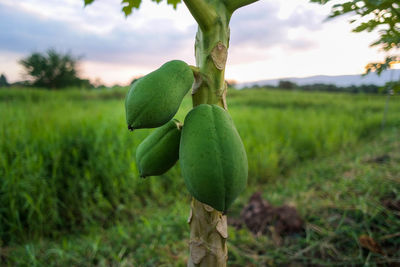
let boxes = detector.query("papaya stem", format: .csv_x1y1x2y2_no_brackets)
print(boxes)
225,0,259,13
183,0,218,31
188,2,230,266
186,0,257,265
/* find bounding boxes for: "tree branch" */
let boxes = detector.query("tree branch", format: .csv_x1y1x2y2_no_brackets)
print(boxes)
183,0,218,31
225,0,259,13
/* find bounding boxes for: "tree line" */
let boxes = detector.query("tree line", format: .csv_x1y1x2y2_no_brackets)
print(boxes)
246,80,394,94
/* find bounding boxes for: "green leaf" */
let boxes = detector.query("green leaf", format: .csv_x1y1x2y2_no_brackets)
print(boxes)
364,56,400,76
310,0,331,4
121,0,142,16
84,0,95,6
84,0,182,16
167,0,182,9
314,0,400,76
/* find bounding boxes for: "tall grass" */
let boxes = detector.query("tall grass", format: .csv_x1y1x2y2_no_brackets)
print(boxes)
0,87,399,243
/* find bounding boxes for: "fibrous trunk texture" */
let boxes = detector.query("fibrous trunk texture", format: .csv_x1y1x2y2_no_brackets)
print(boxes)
188,199,228,267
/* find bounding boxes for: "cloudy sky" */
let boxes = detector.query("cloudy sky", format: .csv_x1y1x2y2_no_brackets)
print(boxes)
0,0,388,85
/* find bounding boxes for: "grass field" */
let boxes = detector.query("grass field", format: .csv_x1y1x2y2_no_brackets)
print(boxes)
0,87,399,265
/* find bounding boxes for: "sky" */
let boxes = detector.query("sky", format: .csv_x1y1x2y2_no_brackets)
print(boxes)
0,0,390,86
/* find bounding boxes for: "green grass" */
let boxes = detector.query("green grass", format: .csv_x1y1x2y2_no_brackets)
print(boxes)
1,87,399,265
228,127,400,266
3,122,399,266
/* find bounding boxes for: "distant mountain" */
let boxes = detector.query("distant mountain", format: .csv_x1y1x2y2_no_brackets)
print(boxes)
238,69,400,88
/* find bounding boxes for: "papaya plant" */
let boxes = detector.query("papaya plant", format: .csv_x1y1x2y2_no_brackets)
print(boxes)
84,0,258,265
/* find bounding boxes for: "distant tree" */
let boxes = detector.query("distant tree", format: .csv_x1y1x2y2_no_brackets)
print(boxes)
250,84,261,89
278,80,297,89
78,79,94,89
311,0,400,75
0,73,9,87
92,77,106,89
301,83,338,92
19,49,91,89
10,81,31,87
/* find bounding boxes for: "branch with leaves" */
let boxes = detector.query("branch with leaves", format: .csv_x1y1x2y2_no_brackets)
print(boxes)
311,0,400,75
365,55,400,75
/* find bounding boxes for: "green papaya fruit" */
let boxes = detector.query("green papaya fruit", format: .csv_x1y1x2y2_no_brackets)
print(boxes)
125,60,194,130
136,119,182,178
179,104,248,212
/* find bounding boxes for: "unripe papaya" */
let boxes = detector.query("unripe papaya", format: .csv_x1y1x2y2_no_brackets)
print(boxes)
136,119,182,178
125,60,194,130
179,104,248,212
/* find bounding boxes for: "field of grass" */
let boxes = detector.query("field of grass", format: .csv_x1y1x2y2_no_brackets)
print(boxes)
0,87,399,265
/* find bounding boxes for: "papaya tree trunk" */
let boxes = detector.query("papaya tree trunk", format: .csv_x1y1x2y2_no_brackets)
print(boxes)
182,0,258,265
187,199,228,266
185,2,230,266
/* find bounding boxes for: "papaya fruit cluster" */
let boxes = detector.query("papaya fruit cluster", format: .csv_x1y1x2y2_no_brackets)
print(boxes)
125,60,247,212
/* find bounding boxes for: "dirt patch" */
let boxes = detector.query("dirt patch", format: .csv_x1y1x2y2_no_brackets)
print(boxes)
364,154,391,164
359,235,385,255
0,246,11,264
382,198,400,212
229,192,304,243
